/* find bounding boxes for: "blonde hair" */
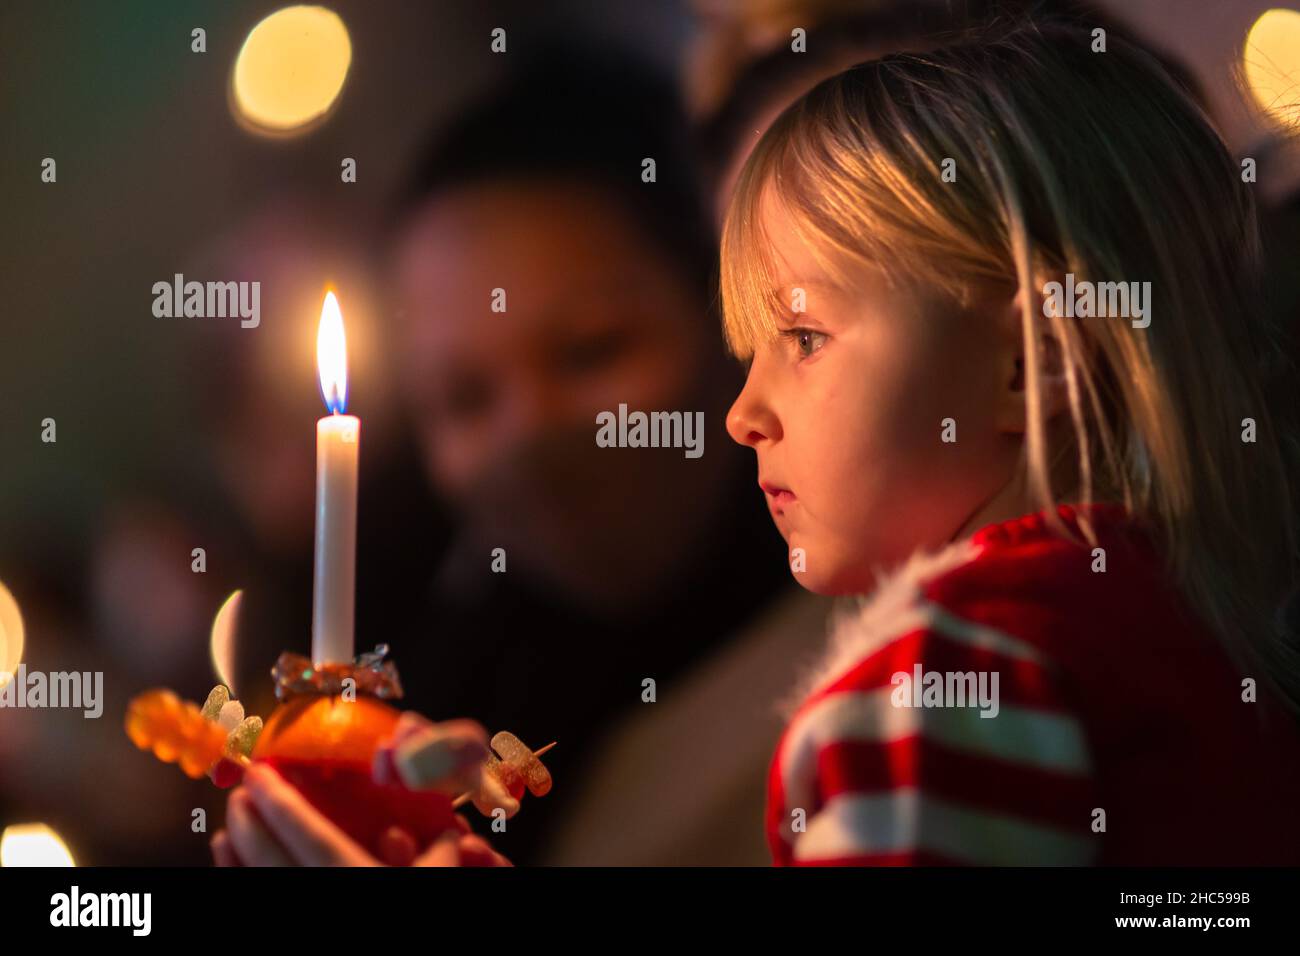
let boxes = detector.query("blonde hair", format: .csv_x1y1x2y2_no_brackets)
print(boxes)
720,19,1300,713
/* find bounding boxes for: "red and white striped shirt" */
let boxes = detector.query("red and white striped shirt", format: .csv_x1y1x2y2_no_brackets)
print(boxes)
765,504,1300,865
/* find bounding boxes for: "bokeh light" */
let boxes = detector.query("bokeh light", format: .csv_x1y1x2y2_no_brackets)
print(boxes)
232,5,352,134
0,824,75,867
0,580,23,690
209,589,242,696
1243,8,1300,128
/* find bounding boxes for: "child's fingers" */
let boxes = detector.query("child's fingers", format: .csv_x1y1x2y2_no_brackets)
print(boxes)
432,719,490,746
413,829,463,867
373,712,438,784
399,738,487,793
391,729,488,793
377,826,418,867
389,715,487,749
373,716,489,786
412,829,513,868
243,763,376,866
457,833,513,867
386,711,435,752
226,789,294,867
209,829,242,867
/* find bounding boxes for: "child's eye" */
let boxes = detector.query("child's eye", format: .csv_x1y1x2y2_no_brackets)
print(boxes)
779,327,828,359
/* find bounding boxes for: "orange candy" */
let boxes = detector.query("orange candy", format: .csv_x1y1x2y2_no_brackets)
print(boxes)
125,689,229,779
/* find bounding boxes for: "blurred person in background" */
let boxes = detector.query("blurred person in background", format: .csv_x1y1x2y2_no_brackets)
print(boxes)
379,47,828,866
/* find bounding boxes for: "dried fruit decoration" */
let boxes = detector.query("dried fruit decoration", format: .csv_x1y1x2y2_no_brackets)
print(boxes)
124,684,263,785
125,646,556,861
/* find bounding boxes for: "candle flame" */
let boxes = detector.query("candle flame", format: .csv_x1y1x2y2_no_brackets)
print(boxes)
0,580,23,692
210,589,243,696
317,290,348,413
1,823,75,867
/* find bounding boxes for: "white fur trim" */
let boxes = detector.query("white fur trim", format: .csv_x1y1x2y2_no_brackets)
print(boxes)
777,538,982,720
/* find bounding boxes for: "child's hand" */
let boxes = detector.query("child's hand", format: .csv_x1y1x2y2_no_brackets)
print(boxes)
210,762,512,866
209,714,505,866
372,712,489,794
213,763,382,865
413,826,513,867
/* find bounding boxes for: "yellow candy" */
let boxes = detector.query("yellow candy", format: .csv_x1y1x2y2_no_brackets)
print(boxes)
490,731,552,797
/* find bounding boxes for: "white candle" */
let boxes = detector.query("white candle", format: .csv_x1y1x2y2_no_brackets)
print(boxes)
311,291,359,666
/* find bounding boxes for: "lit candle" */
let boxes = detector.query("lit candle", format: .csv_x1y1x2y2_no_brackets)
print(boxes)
312,291,359,666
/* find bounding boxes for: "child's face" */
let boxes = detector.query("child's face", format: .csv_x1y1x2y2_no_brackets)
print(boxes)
726,191,1024,594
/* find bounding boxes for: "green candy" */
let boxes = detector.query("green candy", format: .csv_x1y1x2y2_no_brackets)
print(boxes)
200,685,230,722
225,716,263,758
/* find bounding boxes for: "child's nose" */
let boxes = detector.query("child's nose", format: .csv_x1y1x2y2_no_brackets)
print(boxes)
726,366,780,448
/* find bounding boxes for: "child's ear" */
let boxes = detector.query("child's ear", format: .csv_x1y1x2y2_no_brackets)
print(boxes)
996,289,1070,434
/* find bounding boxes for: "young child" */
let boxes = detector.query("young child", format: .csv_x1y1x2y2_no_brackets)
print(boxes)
720,18,1300,865
215,18,1300,869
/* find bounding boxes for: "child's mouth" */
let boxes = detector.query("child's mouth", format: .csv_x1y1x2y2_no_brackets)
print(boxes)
760,481,797,507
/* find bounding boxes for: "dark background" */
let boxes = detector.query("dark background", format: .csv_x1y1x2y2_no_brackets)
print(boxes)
0,0,1296,866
